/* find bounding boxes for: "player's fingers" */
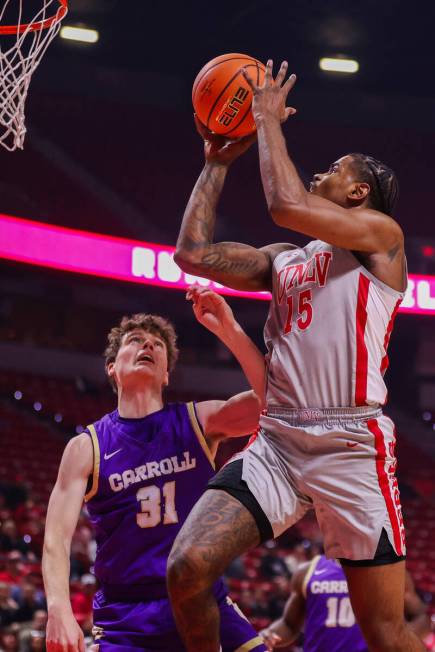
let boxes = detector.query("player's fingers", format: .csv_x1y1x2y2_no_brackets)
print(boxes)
195,292,218,311
241,67,255,91
198,290,224,307
282,73,297,94
67,643,78,652
192,286,211,295
275,60,288,86
191,287,214,303
186,284,201,295
264,58,274,85
78,632,86,652
282,106,297,122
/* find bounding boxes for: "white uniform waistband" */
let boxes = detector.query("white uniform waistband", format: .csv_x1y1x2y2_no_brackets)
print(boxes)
265,405,382,426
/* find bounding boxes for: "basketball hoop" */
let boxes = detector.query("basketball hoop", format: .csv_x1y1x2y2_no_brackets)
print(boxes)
0,0,68,151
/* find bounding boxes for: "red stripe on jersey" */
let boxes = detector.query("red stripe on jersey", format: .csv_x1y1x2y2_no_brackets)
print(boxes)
243,409,266,450
380,298,402,375
367,418,405,555
355,273,370,405
244,431,259,450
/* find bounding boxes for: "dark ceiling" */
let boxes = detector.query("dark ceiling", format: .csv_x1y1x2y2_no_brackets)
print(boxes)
1,0,434,249
61,0,435,100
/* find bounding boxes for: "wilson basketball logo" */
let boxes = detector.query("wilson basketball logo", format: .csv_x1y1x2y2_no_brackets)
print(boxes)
216,87,249,127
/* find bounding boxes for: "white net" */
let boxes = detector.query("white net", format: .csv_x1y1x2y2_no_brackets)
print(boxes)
0,0,67,151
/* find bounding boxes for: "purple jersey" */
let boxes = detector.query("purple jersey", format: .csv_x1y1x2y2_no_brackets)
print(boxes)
84,402,220,600
303,555,368,652
83,402,267,651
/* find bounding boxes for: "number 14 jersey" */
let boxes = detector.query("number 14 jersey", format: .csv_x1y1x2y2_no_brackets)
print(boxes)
84,402,219,600
264,240,405,409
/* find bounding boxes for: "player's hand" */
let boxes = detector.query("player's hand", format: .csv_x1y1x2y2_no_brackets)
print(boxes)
242,59,297,125
187,286,236,339
194,114,256,167
46,609,85,652
259,628,283,650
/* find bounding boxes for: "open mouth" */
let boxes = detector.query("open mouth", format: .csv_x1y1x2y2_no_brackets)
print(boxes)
136,353,154,364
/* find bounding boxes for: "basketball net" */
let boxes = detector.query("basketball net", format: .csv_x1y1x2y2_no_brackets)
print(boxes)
0,0,67,151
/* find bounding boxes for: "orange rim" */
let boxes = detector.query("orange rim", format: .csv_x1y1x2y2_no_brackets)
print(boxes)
0,0,67,35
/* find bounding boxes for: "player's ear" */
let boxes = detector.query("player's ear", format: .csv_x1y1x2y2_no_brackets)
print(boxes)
106,362,115,379
348,182,370,205
163,371,169,387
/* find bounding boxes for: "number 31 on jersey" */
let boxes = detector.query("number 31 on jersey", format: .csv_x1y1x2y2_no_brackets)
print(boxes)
136,481,178,528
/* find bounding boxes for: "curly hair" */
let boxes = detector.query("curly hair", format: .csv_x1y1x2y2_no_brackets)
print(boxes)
349,153,399,216
104,313,179,391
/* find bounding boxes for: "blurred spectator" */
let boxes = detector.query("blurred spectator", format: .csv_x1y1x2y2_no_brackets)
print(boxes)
27,631,46,652
260,543,291,579
71,575,96,635
0,495,13,523
0,582,18,627
18,610,47,652
268,576,291,620
237,588,256,617
0,522,28,555
14,497,44,528
226,556,246,579
0,552,28,585
251,587,271,619
0,626,19,652
70,516,94,579
13,583,46,623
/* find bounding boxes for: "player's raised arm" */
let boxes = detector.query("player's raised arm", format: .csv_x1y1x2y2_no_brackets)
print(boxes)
42,434,93,652
175,116,290,292
187,286,266,407
243,61,404,258
187,286,265,443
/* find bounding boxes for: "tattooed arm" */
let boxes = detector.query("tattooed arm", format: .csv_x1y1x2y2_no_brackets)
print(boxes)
175,117,295,292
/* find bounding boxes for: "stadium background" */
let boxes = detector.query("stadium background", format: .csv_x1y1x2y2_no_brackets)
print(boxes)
0,1,434,650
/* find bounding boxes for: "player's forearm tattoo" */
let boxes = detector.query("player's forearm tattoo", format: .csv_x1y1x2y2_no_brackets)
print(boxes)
176,163,265,280
200,247,260,273
177,163,226,254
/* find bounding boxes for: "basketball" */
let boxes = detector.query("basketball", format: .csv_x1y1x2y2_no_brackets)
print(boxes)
192,53,266,139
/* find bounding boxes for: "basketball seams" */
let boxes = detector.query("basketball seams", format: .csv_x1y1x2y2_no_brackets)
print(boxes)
192,54,257,99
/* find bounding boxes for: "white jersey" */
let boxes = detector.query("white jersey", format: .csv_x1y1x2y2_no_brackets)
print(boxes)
264,240,405,409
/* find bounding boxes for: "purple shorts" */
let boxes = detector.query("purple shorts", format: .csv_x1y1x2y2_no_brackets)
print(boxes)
92,589,266,652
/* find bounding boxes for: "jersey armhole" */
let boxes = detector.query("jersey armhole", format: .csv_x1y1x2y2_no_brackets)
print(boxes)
84,424,100,502
302,555,321,599
186,402,215,471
